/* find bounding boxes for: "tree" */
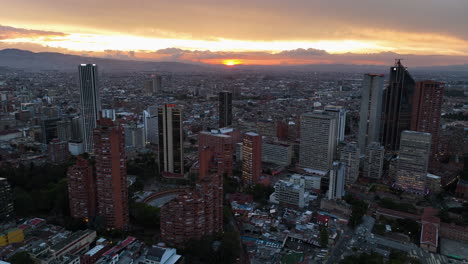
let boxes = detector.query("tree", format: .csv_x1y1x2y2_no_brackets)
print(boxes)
8,251,33,264
130,202,160,228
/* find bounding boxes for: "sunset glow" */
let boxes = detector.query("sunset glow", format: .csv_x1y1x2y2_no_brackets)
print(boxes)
223,59,242,66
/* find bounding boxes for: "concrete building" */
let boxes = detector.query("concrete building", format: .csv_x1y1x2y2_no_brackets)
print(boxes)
124,123,145,150
262,139,292,166
381,60,416,150
158,104,184,177
219,91,232,128
78,64,101,153
338,142,360,184
363,142,384,179
48,138,70,164
68,141,84,156
242,132,262,185
328,162,345,200
411,81,444,164
425,174,441,194
94,118,129,229
324,105,346,144
299,111,337,174
272,180,305,208
289,174,321,190
358,74,384,151
67,156,96,221
143,106,158,145
396,131,431,194
144,246,183,264
0,178,14,224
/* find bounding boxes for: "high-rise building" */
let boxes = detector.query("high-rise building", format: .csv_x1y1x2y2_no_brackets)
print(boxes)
198,130,234,178
94,118,129,229
396,131,431,194
48,138,71,164
299,111,337,173
143,106,158,145
328,162,345,200
0,178,14,223
219,91,232,128
324,105,346,144
67,156,96,221
273,180,305,208
158,104,184,177
41,117,61,144
124,123,145,150
381,60,416,150
57,118,73,142
358,74,384,151
161,173,222,247
144,75,163,95
262,139,292,166
411,81,445,163
338,142,360,184
79,64,101,153
363,142,385,179
242,132,262,185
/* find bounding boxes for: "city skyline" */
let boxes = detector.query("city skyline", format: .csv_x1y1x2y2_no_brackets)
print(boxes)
1,0,468,66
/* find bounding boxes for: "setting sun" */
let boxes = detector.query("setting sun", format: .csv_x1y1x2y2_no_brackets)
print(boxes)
222,59,242,66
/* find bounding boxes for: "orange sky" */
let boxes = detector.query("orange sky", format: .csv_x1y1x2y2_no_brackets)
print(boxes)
1,0,468,66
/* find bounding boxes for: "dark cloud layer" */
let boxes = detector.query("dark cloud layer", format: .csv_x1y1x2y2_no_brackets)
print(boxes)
0,25,66,40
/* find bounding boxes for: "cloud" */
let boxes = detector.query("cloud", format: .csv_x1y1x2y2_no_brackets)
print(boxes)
0,25,66,40
277,48,329,57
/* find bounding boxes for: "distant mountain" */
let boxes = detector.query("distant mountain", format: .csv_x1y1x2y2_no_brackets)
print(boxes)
1,49,467,73
0,49,214,72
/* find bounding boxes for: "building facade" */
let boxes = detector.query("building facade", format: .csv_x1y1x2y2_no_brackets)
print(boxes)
67,156,96,221
158,104,184,177
242,132,262,185
328,162,345,200
324,105,346,144
198,130,234,178
79,64,101,153
274,180,305,208
0,178,14,224
396,131,431,194
338,142,360,184
358,74,384,151
381,60,416,150
363,142,384,179
262,140,292,166
299,111,337,174
94,118,129,229
48,138,71,164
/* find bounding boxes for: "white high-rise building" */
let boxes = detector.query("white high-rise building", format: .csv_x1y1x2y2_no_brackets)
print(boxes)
328,162,345,200
299,110,337,174
143,106,158,145
358,74,384,151
338,142,360,184
78,64,101,153
324,105,346,144
158,104,184,176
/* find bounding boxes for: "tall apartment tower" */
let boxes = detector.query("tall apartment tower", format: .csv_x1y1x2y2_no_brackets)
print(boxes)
299,111,337,173
363,142,385,179
219,91,233,128
0,178,14,223
411,81,444,162
94,118,129,229
198,131,234,178
242,132,262,185
358,74,384,151
158,104,184,177
67,156,96,221
396,131,431,194
338,142,360,184
381,60,416,150
78,64,101,153
328,162,345,200
324,105,346,144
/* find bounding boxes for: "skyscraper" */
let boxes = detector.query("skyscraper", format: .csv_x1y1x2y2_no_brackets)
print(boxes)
328,162,345,200
411,81,444,163
358,74,384,151
79,64,101,153
396,131,431,194
219,91,233,128
242,132,262,185
381,60,416,150
363,142,385,179
158,104,184,177
338,142,360,184
299,111,337,173
143,106,158,145
198,130,234,178
94,118,129,229
0,178,14,224
324,105,346,144
67,156,96,221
